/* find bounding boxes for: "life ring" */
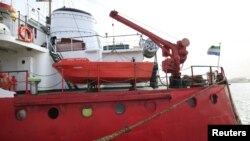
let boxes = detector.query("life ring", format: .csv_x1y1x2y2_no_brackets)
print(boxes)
18,25,33,43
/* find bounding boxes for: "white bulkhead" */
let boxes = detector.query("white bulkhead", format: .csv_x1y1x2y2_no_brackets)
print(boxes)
50,7,102,60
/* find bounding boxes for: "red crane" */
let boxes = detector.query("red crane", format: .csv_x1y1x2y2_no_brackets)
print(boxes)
110,10,190,76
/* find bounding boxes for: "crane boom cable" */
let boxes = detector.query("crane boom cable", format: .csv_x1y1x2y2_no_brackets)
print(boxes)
110,10,190,76
118,12,180,41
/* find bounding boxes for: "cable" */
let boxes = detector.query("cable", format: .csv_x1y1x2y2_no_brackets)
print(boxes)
30,72,59,77
118,12,180,41
38,80,62,88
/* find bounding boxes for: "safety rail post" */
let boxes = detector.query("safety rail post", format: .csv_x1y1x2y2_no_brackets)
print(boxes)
55,42,57,52
71,38,73,51
97,64,100,92
6,72,17,93
134,63,137,90
209,66,213,85
12,76,17,92
191,66,194,86
18,11,20,29
61,69,64,93
220,67,225,81
25,70,29,95
166,74,169,89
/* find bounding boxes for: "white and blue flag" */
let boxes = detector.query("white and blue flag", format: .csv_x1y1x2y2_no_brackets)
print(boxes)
207,45,220,56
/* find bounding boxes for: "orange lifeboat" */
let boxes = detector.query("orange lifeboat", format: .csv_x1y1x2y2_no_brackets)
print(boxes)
53,58,154,84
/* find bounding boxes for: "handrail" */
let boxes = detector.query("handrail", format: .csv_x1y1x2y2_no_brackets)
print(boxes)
0,70,29,95
190,65,225,86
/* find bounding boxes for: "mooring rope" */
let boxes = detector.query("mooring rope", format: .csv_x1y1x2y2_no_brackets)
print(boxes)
94,78,227,141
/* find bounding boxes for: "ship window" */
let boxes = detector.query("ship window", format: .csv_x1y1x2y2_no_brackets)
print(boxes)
81,106,93,118
16,109,27,120
48,107,59,119
188,97,197,108
115,103,125,115
210,94,218,104
56,38,86,52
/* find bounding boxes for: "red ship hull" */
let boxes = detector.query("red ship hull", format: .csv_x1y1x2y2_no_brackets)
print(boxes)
0,84,239,141
53,58,154,84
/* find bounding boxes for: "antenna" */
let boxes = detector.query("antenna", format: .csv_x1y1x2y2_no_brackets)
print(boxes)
112,20,115,47
36,0,52,25
49,0,51,25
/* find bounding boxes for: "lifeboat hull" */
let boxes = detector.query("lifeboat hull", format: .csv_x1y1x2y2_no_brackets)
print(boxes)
53,58,154,84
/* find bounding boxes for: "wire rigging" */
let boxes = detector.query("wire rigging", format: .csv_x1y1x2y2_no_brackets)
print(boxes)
118,12,180,41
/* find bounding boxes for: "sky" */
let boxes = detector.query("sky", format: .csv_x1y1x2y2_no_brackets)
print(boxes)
3,0,250,79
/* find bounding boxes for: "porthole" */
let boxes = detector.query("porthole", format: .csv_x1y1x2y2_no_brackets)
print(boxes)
82,106,93,118
188,97,197,108
210,94,218,104
115,103,125,115
48,107,59,119
16,109,27,120
21,60,25,64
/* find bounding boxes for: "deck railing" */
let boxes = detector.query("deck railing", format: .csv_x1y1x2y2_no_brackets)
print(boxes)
0,70,29,95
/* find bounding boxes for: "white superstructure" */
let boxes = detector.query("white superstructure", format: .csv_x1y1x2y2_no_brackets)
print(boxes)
0,2,58,92
50,7,102,60
0,3,145,93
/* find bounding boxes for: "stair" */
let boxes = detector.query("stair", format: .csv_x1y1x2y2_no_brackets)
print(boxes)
49,51,61,62
49,51,78,90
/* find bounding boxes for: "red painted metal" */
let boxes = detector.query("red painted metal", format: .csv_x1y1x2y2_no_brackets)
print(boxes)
110,10,189,76
53,58,154,84
61,68,64,92
0,73,17,91
0,10,240,141
0,84,239,141
25,71,29,95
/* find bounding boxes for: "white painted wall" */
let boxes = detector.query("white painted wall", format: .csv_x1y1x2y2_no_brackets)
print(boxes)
102,50,144,62
51,8,100,50
0,49,63,91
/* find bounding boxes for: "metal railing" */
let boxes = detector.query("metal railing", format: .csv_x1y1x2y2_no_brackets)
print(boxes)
0,70,29,95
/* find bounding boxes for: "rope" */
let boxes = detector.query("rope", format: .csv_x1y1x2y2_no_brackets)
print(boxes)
94,78,227,141
158,76,167,86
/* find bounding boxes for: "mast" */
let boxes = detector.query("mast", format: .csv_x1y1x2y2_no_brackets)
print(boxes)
217,42,221,69
48,0,51,25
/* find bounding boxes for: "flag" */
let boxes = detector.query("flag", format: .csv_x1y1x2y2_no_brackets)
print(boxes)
207,45,220,56
36,0,50,2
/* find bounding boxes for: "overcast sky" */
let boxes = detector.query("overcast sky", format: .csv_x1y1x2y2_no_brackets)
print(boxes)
6,0,250,79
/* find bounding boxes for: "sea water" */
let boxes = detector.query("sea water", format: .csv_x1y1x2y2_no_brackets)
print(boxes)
229,83,250,124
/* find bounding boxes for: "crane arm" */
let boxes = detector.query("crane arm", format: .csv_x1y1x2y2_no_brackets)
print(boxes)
110,11,173,56
110,10,190,76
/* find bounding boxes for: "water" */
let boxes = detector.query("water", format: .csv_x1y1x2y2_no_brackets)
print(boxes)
229,83,250,124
